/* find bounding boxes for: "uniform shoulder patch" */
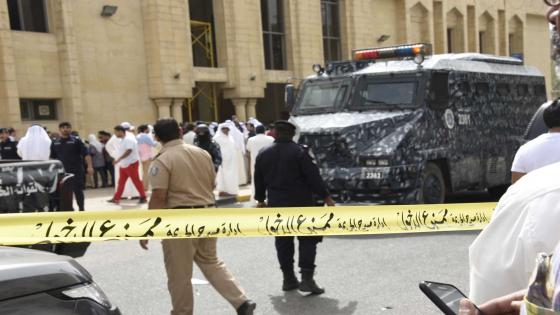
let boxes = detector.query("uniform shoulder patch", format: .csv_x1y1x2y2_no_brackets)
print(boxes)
149,165,159,177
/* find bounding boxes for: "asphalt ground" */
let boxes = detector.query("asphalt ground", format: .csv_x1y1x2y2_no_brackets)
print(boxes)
75,189,496,315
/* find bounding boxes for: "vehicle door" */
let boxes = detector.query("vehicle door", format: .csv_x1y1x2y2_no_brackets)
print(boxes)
445,73,485,190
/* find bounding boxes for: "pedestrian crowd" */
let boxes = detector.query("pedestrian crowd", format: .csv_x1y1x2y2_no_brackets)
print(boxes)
3,101,560,315
0,116,278,207
0,116,331,315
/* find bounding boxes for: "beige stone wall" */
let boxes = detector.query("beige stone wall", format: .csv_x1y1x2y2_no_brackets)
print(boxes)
0,0,554,135
12,32,62,98
284,0,322,81
0,0,22,131
214,0,266,99
526,13,553,95
340,0,407,58
71,0,155,135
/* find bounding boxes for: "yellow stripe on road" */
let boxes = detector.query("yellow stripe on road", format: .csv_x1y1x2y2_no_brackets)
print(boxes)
0,203,496,245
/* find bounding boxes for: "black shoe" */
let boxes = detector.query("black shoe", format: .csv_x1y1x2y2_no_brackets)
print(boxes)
299,269,325,295
107,199,120,205
237,300,256,315
282,269,300,291
138,198,147,204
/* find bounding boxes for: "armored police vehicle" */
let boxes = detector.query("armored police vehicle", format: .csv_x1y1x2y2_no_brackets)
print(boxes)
286,43,547,204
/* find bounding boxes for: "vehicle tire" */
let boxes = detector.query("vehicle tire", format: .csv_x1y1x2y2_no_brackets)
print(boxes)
420,163,446,204
487,184,509,200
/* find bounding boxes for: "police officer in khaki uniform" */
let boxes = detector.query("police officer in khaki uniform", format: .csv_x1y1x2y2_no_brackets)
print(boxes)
139,118,256,315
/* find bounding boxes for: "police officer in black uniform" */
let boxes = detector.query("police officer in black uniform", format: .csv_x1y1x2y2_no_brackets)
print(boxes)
254,120,335,295
0,128,20,160
50,122,93,211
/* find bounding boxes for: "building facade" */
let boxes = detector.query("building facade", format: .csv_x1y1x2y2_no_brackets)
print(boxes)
0,0,552,136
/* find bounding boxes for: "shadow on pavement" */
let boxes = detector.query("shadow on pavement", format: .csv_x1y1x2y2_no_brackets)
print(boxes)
270,291,358,315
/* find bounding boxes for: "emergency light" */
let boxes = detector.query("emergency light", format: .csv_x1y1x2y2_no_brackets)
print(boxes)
353,43,432,64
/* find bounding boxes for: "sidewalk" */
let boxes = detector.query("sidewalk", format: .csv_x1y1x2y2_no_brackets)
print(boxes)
216,185,252,205
82,185,252,211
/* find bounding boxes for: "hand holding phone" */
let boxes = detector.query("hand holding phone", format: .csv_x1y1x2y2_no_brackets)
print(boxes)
419,281,483,315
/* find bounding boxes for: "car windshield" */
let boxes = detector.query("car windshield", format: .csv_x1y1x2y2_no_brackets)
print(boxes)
295,78,350,113
353,81,418,108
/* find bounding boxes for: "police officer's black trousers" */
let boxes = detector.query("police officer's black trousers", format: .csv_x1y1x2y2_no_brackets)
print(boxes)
73,185,85,211
72,174,85,211
274,236,322,272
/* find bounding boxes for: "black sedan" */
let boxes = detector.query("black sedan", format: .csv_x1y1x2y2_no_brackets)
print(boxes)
0,247,120,314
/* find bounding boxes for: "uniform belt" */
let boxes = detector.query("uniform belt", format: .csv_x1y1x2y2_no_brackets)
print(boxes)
173,204,215,209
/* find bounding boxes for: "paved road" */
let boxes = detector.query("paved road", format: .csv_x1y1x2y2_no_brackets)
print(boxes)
76,191,496,315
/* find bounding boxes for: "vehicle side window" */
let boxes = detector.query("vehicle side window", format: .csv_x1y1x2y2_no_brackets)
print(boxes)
517,84,529,97
458,82,471,94
298,80,349,111
429,72,449,109
496,83,510,96
534,84,546,96
357,81,418,106
475,83,489,96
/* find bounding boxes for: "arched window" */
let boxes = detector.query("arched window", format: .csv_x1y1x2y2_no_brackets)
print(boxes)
479,12,496,54
446,8,465,53
509,15,524,59
410,3,430,44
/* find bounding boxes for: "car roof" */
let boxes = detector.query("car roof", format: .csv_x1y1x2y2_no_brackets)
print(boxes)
0,247,90,301
308,53,543,79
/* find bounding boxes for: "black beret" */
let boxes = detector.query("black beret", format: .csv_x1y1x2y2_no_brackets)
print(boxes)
274,120,296,131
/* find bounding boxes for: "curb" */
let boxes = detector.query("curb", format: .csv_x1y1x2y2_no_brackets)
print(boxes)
236,195,251,203
215,194,251,206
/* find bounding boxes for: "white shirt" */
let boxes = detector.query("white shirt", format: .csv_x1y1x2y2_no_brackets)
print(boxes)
117,136,139,167
183,131,196,145
469,161,560,305
511,132,560,173
247,134,274,160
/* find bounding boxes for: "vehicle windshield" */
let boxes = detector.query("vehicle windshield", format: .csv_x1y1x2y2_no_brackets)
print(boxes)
294,78,351,114
353,81,418,108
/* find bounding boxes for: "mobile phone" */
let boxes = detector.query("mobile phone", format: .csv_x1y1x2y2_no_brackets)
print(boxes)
419,281,483,315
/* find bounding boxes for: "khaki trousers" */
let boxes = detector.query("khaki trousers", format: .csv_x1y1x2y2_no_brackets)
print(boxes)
141,160,151,191
162,238,247,315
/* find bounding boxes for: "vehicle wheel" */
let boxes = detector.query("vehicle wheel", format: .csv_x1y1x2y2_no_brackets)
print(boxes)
420,163,446,204
487,184,509,200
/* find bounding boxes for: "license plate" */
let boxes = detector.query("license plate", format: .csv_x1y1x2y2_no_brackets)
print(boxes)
361,170,383,180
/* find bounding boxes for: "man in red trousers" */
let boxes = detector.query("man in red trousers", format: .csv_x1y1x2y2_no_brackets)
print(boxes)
108,125,146,204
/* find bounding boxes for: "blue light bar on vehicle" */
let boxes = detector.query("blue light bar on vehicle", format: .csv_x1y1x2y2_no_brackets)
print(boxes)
353,43,432,62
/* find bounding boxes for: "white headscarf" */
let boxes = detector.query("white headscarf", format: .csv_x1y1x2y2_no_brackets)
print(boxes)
248,117,263,127
88,134,103,152
213,123,235,143
17,125,52,160
209,122,218,136
224,120,245,153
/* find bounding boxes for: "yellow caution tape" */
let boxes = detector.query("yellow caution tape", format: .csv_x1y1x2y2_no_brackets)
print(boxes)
0,202,496,245
1,203,496,245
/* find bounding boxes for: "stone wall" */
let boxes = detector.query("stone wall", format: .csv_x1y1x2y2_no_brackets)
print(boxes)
0,0,553,136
